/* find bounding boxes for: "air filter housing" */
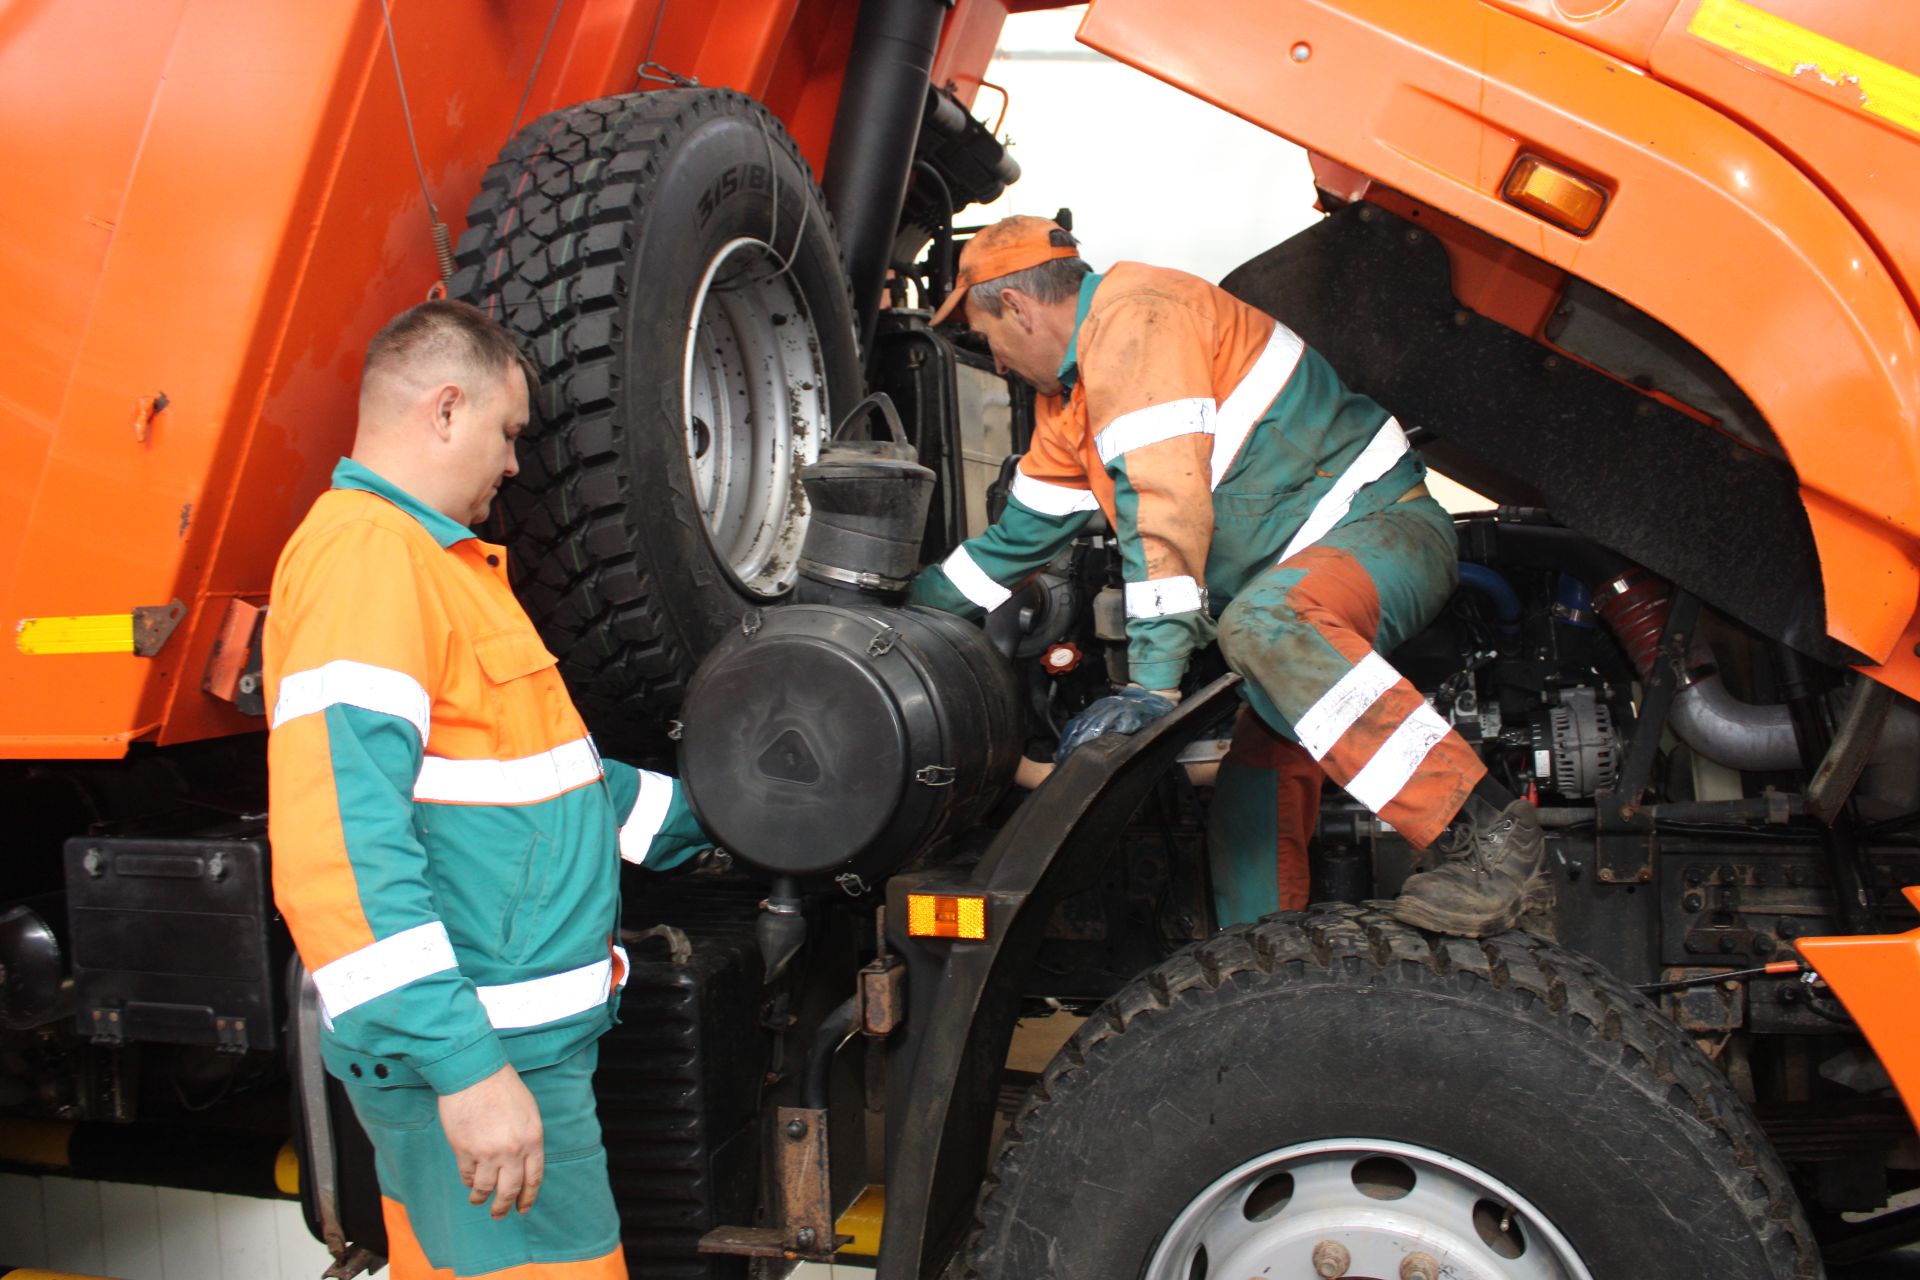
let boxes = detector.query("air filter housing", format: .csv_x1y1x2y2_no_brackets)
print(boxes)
678,605,1020,881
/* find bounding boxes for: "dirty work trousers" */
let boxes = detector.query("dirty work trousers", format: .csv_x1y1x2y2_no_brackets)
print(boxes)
344,1042,624,1279
1209,497,1486,926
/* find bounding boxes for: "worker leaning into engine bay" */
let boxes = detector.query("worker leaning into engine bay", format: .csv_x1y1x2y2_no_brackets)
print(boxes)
265,300,711,1279
910,215,1546,938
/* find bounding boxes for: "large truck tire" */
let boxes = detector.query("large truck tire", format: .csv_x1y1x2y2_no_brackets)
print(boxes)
964,905,1819,1280
452,89,862,742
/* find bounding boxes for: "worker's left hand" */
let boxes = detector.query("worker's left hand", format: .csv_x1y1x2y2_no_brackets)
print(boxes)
1054,686,1180,763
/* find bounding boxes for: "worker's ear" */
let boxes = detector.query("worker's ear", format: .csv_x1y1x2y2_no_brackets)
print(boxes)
1001,288,1036,333
430,384,462,441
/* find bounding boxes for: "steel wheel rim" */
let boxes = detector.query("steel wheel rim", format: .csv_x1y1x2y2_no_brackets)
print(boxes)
681,236,828,598
1145,1138,1593,1280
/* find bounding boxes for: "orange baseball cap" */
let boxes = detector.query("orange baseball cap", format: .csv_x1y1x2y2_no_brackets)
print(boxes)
930,215,1081,325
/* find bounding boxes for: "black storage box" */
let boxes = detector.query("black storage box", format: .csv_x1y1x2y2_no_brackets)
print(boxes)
598,899,768,1280
64,835,280,1052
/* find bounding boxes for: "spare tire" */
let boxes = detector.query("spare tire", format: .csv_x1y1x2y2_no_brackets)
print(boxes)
452,89,863,742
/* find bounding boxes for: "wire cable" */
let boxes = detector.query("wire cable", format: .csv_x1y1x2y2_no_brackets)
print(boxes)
635,0,697,88
376,0,456,283
506,0,568,146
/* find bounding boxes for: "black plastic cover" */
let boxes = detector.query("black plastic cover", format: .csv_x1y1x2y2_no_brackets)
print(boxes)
64,835,280,1051
679,605,1020,879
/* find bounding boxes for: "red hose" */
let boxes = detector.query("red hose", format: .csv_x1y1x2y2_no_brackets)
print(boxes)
1595,568,1670,678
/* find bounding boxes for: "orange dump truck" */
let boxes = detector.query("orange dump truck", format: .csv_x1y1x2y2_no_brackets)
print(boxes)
5,1,1920,1276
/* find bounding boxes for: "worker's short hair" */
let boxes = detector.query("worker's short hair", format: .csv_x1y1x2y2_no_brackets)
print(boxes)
967,255,1092,319
361,299,540,403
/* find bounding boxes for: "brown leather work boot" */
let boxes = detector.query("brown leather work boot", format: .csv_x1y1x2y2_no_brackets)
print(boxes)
1391,795,1550,937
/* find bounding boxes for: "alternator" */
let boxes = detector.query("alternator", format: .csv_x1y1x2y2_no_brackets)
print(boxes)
1530,687,1621,798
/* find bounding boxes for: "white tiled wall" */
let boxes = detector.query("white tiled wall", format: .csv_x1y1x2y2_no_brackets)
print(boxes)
0,1174,332,1279
0,1174,868,1279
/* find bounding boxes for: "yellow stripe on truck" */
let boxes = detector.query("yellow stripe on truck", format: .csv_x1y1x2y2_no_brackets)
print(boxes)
1689,0,1920,136
14,613,133,655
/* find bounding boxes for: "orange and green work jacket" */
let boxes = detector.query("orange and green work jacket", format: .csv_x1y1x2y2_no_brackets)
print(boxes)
265,459,709,1096
912,263,1424,690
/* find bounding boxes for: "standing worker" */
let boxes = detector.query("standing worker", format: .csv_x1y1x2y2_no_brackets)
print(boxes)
910,216,1545,938
265,301,710,1278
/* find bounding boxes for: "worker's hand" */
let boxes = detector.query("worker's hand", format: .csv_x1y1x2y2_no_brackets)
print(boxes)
1014,756,1056,789
1054,686,1180,763
438,1064,544,1219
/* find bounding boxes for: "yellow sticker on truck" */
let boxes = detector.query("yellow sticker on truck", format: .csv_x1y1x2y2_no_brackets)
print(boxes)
1689,0,1920,136
15,613,135,655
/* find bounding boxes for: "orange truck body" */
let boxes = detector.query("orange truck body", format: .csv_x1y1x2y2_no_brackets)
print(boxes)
1091,0,1920,1136
6,0,1920,1159
0,0,1020,759
1089,0,1920,695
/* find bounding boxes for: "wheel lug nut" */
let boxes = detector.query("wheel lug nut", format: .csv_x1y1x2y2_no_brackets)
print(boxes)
1401,1253,1442,1280
1312,1239,1351,1277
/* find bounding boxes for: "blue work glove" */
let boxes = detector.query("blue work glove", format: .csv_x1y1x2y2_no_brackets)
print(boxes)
1055,686,1179,763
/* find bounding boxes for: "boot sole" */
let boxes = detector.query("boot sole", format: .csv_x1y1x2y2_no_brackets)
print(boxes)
1390,871,1556,939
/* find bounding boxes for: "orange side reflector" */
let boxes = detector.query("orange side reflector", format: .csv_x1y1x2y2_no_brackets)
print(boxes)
1502,155,1608,236
906,893,988,941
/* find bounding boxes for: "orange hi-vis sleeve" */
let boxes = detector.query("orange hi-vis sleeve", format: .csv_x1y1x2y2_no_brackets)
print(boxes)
1077,267,1281,689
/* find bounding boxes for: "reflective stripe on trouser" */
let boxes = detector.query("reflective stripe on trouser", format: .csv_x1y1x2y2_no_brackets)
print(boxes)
347,1043,623,1279
1208,708,1322,926
1217,497,1484,850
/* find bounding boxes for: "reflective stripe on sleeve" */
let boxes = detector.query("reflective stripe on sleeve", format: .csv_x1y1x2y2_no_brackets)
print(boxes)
310,921,458,1021
413,737,603,805
1293,652,1400,761
273,660,431,740
1276,419,1411,564
1211,327,1306,488
1094,397,1216,465
941,545,1013,611
618,769,677,864
475,956,615,1030
1345,702,1453,814
1124,575,1207,618
1010,470,1102,517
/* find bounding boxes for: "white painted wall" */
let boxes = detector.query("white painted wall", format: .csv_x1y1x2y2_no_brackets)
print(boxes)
964,6,1322,282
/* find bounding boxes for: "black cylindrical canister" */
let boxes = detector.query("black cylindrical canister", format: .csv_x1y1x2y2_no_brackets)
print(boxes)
793,451,936,604
678,604,1021,881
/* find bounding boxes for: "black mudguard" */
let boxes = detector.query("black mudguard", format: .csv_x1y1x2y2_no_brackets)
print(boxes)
876,674,1243,1277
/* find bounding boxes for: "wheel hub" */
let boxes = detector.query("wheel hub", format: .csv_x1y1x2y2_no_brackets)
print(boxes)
1147,1139,1591,1280
682,236,830,598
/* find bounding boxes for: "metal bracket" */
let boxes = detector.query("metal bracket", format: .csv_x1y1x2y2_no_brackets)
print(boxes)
623,923,693,967
214,1014,249,1054
202,598,267,714
132,599,187,657
1808,679,1895,825
322,1247,379,1280
1591,589,1696,885
85,1006,127,1046
698,1106,851,1262
859,957,907,1036
914,764,956,787
867,626,899,658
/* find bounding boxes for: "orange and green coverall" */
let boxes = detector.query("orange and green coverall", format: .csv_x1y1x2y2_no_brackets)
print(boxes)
266,459,709,1279
912,264,1485,924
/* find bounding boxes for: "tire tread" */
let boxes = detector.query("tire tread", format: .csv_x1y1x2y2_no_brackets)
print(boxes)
452,88,852,734
962,906,1819,1279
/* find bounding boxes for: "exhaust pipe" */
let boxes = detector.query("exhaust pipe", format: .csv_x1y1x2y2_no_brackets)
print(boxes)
822,0,948,348
1595,569,1801,772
